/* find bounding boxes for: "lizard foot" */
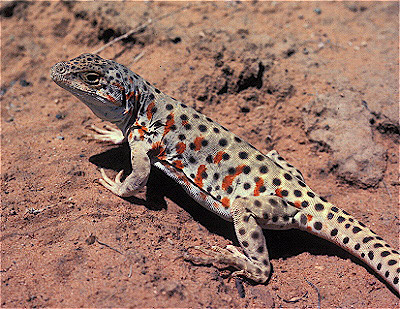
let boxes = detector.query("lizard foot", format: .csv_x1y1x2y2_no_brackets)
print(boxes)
184,245,269,282
86,124,125,144
99,168,125,196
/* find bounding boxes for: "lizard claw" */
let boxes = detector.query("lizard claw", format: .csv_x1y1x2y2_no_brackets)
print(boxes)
99,168,124,195
86,124,125,144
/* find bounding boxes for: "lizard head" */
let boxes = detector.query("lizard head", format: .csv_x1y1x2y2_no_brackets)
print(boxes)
50,53,138,129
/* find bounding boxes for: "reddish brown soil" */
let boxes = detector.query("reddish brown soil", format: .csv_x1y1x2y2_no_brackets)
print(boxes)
1,1,399,307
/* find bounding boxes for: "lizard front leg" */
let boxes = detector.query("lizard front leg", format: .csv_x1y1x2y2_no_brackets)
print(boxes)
99,143,150,197
186,196,300,282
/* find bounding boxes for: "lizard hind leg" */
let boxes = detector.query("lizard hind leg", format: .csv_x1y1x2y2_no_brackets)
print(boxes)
185,195,300,283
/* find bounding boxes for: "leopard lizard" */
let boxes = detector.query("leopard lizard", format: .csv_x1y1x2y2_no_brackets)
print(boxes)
50,53,399,294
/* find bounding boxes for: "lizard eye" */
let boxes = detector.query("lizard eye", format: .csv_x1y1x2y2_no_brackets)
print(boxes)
80,72,101,85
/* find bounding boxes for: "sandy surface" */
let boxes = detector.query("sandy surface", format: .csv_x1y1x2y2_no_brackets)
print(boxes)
1,1,399,307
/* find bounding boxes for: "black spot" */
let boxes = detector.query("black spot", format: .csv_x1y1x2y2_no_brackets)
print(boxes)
178,134,186,140
219,139,228,147
281,190,289,197
272,178,281,186
354,244,360,250
198,124,207,132
385,271,390,278
307,191,315,198
243,183,250,190
242,241,249,247
272,216,278,222
269,198,277,206
263,212,269,219
283,215,289,221
343,237,349,244
184,123,192,130
216,195,221,200
189,143,196,150
315,203,324,211
314,222,322,230
381,251,390,257
373,243,383,248
331,206,339,212
227,186,233,194
234,137,242,143
359,221,366,227
254,200,261,207
300,214,307,225
352,226,362,234
263,259,269,266
259,186,266,193
166,104,173,110
388,259,397,266
256,154,264,161
193,114,200,119
243,166,251,174
327,213,334,220
228,167,236,174
394,277,399,285
239,152,248,159
330,228,338,236
337,216,345,223
363,237,373,243
259,166,268,174
213,173,220,180
251,232,260,239
298,181,306,187
345,223,350,229
377,263,382,270
368,251,374,260
239,228,246,235
206,155,213,163
189,156,196,164
294,190,302,197
207,186,212,192
222,153,230,160
301,201,309,208
154,88,161,94
257,246,264,253
213,127,220,133
201,171,208,179
284,173,292,180
206,117,213,123
180,114,188,121
320,196,328,202
190,173,195,179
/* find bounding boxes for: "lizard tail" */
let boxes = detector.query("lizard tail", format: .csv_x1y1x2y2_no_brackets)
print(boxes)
295,204,399,294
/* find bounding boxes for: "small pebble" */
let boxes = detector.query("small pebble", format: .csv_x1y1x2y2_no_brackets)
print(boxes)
57,135,65,140
314,8,321,15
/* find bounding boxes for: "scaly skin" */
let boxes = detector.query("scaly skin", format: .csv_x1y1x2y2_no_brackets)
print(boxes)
51,53,399,295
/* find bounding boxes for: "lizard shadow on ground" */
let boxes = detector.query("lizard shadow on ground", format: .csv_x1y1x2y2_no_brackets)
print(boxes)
89,144,393,291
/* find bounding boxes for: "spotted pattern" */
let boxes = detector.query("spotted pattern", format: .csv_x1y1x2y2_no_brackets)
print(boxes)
51,53,400,293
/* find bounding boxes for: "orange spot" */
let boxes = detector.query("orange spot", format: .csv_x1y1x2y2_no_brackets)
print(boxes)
175,142,186,154
306,214,313,222
163,112,175,137
172,160,184,169
294,201,302,209
146,101,155,120
151,141,166,160
222,165,244,191
213,151,225,164
181,120,189,126
275,187,283,198
128,131,133,140
221,197,230,208
194,165,207,188
193,136,204,151
106,94,117,104
126,91,135,100
254,177,264,196
200,192,208,200
134,120,148,141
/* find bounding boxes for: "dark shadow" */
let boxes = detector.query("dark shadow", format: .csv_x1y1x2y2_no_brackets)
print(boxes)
89,144,399,296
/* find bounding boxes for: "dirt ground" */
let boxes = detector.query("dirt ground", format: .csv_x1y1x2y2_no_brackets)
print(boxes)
1,1,399,308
